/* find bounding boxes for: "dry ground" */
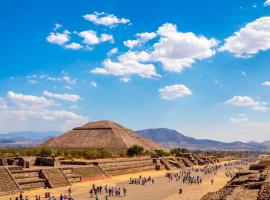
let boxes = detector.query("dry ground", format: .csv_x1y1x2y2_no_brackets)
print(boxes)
2,164,233,200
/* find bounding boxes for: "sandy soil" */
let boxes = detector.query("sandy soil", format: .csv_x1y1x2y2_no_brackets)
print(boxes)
2,164,233,200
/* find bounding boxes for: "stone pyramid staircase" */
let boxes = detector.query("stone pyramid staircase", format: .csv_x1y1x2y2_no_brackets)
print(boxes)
61,167,81,183
160,158,174,170
0,167,21,196
42,168,71,188
178,157,194,167
168,157,185,168
11,169,46,190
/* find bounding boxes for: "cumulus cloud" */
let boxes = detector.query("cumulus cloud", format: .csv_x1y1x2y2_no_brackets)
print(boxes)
264,0,270,6
91,51,160,81
43,90,80,102
159,84,192,100
65,42,83,50
46,30,70,45
124,32,157,48
83,12,130,27
219,17,270,57
7,91,55,107
151,23,218,72
79,30,114,45
225,96,269,112
107,47,118,57
92,23,217,81
0,92,87,133
262,81,270,87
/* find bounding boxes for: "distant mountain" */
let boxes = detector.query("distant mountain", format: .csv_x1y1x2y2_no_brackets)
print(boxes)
137,128,268,151
262,141,270,151
0,131,59,147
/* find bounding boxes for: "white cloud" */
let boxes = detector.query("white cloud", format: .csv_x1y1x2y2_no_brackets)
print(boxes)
219,17,270,57
107,47,118,57
46,75,77,85
79,30,114,45
0,92,87,133
27,79,38,84
264,0,270,6
7,91,55,107
226,96,269,112
46,30,70,45
92,23,217,81
91,51,160,81
230,114,249,123
124,32,157,48
79,30,100,45
159,84,192,100
151,23,218,72
91,81,97,87
100,33,114,43
262,81,270,87
53,23,62,31
43,90,80,102
65,42,83,50
83,12,130,27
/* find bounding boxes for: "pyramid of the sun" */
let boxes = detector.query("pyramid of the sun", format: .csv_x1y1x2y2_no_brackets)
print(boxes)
41,120,166,154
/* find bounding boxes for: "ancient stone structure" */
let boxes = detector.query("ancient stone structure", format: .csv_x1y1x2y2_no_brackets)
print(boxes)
40,120,166,154
0,167,21,196
0,153,219,196
34,156,55,166
201,157,270,200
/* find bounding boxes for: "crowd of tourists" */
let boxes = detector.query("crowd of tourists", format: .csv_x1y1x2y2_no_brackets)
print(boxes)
10,191,73,200
129,175,155,185
89,184,127,199
166,170,203,185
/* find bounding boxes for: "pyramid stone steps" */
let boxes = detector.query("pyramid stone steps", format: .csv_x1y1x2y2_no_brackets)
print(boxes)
12,169,40,179
42,168,71,188
0,167,21,196
160,158,174,170
178,157,194,167
17,177,46,190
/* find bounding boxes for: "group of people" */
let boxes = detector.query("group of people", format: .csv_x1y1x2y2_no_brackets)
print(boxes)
166,170,203,185
89,184,127,199
129,175,154,185
11,191,73,200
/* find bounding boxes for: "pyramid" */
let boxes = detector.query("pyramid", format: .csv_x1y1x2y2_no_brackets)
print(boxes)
40,120,166,154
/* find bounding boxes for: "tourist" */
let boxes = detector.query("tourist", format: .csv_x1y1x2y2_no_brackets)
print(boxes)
123,187,127,196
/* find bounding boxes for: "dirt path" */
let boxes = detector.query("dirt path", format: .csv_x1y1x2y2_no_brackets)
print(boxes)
3,166,232,200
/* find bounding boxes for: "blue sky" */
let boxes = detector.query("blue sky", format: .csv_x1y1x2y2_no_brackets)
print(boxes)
0,0,270,142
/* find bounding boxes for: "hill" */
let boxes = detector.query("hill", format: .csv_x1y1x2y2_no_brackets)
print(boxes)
137,128,268,151
0,131,59,147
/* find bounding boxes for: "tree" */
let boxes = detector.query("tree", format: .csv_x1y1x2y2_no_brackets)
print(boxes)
127,145,144,157
170,148,189,156
38,148,53,157
155,149,170,157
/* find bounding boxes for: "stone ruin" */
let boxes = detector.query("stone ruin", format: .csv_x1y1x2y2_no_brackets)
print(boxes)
0,153,219,196
201,156,270,200
34,156,55,167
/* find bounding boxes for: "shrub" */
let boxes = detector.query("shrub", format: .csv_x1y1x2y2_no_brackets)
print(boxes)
155,149,170,157
170,148,189,156
127,145,144,157
38,148,53,157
